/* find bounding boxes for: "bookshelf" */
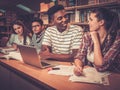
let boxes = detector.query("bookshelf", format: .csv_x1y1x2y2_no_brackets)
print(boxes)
0,15,10,47
39,0,120,31
0,11,17,47
64,0,120,31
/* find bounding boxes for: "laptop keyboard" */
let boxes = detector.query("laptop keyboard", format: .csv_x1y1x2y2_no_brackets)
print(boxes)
41,61,50,66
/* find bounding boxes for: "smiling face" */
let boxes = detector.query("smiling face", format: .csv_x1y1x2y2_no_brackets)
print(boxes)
53,10,69,32
13,24,23,35
32,21,42,34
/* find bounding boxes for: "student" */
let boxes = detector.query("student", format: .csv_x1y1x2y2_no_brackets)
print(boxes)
40,5,83,61
74,8,120,76
7,20,31,49
30,18,44,52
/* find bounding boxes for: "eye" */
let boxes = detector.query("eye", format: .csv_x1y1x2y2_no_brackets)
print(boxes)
57,16,63,21
17,27,21,29
64,14,69,19
32,25,40,28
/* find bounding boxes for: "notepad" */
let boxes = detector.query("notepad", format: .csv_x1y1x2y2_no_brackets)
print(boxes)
69,67,110,85
48,65,110,85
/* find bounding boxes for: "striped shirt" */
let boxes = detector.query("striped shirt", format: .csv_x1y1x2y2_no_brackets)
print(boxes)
42,25,83,54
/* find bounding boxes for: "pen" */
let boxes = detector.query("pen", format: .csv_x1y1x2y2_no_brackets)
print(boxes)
52,67,60,70
47,67,60,71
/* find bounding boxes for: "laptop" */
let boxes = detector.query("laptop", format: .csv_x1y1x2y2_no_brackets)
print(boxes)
18,45,54,68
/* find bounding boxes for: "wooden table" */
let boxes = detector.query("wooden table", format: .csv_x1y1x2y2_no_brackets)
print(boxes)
0,58,120,90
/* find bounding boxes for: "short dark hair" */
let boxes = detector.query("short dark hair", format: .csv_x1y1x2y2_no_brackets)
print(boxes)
31,18,43,26
47,5,64,22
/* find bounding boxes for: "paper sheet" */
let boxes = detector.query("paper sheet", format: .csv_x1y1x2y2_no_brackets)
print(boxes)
69,67,110,85
48,65,74,76
0,47,16,52
48,65,110,85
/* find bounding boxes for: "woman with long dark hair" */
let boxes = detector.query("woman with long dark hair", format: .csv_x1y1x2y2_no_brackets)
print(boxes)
7,20,31,49
74,8,120,76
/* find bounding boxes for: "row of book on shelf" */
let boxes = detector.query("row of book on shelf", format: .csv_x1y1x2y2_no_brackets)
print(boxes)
40,7,120,25
40,0,119,12
56,0,118,7
39,0,119,24
69,8,120,23
40,0,119,8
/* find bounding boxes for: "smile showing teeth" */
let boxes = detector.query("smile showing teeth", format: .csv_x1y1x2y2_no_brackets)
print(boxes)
62,24,67,26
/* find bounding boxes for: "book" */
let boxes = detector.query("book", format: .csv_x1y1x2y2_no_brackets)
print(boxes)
0,50,23,61
40,2,49,12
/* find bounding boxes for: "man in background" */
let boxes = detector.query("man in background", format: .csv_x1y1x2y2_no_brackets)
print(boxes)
30,18,44,52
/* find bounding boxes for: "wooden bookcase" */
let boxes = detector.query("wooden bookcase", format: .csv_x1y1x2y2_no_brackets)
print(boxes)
65,0,120,31
0,11,16,47
39,0,120,31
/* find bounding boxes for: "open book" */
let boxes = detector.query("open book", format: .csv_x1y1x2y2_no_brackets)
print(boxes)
0,48,16,54
0,50,23,61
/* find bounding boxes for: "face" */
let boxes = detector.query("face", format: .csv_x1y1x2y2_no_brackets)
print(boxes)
88,13,101,32
13,24,23,35
53,10,69,32
32,22,42,34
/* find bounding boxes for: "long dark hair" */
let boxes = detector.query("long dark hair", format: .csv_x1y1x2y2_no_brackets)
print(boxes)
11,20,29,45
90,8,120,54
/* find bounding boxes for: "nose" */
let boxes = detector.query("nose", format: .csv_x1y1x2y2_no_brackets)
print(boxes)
62,17,66,22
32,26,37,30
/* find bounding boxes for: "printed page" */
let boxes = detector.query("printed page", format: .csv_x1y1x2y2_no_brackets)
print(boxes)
48,65,74,76
69,67,110,85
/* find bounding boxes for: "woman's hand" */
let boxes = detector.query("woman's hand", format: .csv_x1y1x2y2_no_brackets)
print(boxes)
74,66,83,76
12,43,18,50
74,59,83,76
90,31,99,43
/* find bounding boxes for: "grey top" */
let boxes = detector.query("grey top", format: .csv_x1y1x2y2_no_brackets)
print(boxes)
30,31,44,52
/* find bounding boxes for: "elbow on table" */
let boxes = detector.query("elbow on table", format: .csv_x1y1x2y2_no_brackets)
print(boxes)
95,65,108,72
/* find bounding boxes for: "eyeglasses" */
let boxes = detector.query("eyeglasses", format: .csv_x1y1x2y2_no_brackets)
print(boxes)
32,25,40,28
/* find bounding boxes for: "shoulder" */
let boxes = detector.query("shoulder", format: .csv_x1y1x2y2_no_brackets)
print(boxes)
69,25,83,32
46,26,57,32
32,33,36,37
114,29,120,43
44,26,57,35
10,34,17,38
68,25,83,36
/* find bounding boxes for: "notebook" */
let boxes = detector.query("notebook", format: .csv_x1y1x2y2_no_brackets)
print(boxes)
18,45,54,68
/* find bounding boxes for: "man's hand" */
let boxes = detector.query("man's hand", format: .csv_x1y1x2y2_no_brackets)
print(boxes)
39,47,51,60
